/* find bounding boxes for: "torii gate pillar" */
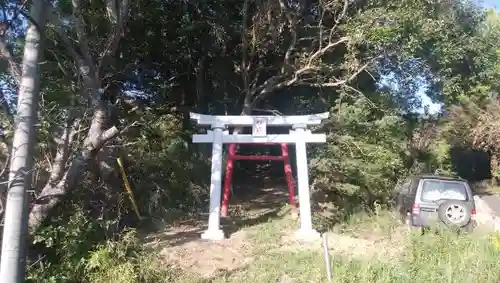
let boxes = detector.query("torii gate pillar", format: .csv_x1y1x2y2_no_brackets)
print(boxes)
201,123,226,241
292,125,317,239
191,112,328,241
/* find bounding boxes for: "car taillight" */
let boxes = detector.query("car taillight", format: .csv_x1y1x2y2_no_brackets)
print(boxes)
471,208,476,220
412,203,420,215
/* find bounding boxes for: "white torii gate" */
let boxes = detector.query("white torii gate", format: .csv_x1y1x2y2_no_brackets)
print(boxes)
190,112,329,241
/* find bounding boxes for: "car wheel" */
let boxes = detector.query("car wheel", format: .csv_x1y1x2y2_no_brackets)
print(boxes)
438,200,471,228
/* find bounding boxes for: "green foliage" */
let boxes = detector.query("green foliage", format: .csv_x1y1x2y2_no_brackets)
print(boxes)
311,97,408,226
28,222,173,283
84,230,172,283
4,0,500,281
28,208,96,282
128,112,211,215
425,138,456,177
26,111,203,282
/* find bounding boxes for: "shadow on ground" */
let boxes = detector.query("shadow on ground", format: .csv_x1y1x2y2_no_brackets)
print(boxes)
142,178,293,279
142,177,293,248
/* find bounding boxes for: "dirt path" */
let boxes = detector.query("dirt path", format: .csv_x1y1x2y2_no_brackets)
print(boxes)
143,184,293,278
475,195,500,231
481,195,500,215
144,184,414,279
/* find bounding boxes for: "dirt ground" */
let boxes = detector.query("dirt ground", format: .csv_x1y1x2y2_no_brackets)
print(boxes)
157,227,253,278
144,185,292,278
145,188,500,279
279,226,408,261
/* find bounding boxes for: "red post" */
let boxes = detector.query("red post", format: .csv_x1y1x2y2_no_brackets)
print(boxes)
281,144,297,214
221,144,236,217
221,143,297,217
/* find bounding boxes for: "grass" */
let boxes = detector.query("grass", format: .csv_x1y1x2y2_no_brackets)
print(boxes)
158,208,500,283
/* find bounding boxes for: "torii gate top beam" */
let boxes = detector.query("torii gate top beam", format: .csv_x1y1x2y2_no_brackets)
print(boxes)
190,112,329,127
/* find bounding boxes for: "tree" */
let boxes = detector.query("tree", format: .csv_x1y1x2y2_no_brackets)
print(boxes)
27,0,132,230
443,10,500,183
0,0,493,280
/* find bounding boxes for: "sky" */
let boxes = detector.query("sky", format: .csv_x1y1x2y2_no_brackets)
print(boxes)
482,0,500,9
420,0,499,114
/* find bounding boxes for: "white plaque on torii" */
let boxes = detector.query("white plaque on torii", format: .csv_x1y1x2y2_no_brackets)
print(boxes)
190,112,329,241
252,117,267,137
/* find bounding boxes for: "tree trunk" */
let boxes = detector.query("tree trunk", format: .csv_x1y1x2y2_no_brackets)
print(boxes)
0,1,46,281
28,125,119,231
491,152,499,186
27,0,131,231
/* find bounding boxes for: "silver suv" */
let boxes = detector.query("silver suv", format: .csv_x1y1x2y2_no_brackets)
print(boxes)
395,175,477,231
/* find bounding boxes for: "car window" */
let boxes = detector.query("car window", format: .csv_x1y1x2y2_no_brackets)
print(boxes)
420,179,468,201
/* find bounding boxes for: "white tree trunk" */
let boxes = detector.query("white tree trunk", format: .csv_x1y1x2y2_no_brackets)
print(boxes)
0,1,46,281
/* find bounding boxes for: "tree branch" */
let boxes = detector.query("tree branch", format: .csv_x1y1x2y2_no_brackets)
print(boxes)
47,7,84,73
28,121,129,231
48,5,101,107
300,59,375,88
0,38,21,84
71,0,95,75
308,36,348,66
97,0,130,73
279,0,298,67
49,116,80,184
327,0,349,40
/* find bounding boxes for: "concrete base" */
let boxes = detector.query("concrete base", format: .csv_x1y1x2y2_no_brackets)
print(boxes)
201,229,225,241
294,228,321,242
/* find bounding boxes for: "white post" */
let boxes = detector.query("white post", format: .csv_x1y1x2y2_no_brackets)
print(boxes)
201,124,225,241
293,125,320,241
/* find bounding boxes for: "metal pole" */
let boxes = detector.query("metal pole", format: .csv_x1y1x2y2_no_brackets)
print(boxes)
0,2,45,282
116,157,142,220
322,233,333,283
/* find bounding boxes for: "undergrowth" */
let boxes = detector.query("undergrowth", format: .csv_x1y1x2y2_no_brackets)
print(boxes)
28,228,173,283
25,130,210,283
26,205,176,283
202,211,500,283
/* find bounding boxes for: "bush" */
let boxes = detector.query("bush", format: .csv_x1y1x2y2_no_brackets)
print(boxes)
26,112,208,282
310,99,408,228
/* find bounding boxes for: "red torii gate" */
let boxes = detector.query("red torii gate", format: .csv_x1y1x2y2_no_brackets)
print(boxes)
221,142,296,217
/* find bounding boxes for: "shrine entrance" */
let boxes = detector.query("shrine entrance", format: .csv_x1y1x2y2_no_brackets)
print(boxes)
190,112,328,241
221,141,296,217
